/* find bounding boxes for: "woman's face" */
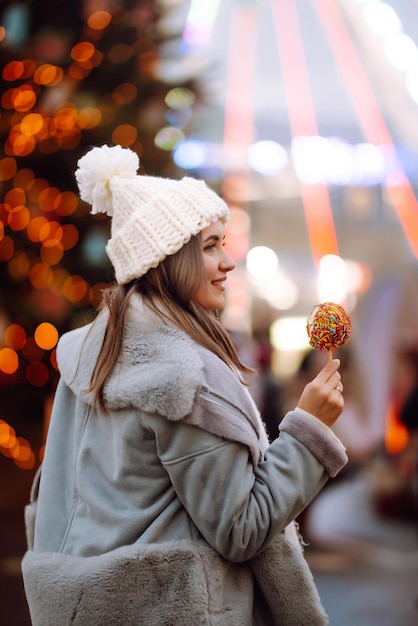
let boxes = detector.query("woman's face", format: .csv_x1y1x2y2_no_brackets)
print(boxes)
193,219,236,310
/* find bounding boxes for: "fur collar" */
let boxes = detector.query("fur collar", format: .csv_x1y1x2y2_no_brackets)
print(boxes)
57,302,204,421
56,295,268,465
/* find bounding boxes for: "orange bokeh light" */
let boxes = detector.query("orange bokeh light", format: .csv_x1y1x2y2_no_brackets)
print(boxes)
3,60,25,81
4,324,27,350
55,191,79,216
112,124,138,146
0,347,19,374
77,107,102,130
12,85,37,112
0,236,14,261
39,220,63,243
0,421,14,445
0,157,17,181
112,83,138,105
13,437,36,469
87,10,112,30
49,267,69,294
29,262,53,289
71,41,95,62
61,224,79,250
40,240,64,265
62,275,88,303
8,250,31,279
8,205,30,231
38,186,60,212
34,322,59,350
27,216,49,242
13,168,35,190
7,132,36,156
20,113,45,136
2,59,35,81
4,187,26,207
33,64,64,86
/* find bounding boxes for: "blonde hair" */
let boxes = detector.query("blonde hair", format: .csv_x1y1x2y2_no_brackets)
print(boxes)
88,233,254,409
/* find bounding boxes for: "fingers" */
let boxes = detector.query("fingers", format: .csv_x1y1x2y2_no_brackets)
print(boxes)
313,359,342,394
315,358,340,384
297,357,345,427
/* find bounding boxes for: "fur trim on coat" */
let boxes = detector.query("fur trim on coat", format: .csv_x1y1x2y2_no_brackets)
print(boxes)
22,535,328,626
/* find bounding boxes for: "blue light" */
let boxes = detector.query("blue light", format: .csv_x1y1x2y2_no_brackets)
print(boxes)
173,140,206,169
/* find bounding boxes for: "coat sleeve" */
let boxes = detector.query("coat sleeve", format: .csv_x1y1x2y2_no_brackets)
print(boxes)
141,406,347,563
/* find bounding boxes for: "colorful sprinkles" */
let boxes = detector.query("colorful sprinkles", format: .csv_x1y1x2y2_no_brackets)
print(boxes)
306,302,351,354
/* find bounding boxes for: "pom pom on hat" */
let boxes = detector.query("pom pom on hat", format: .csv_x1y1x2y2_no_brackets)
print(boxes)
75,144,230,284
76,144,139,216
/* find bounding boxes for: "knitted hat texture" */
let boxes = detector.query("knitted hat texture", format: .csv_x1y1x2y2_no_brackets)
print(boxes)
75,145,230,284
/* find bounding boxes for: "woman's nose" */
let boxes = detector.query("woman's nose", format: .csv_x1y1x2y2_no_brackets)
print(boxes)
221,249,236,271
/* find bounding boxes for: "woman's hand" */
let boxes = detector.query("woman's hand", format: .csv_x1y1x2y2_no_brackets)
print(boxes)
297,358,344,428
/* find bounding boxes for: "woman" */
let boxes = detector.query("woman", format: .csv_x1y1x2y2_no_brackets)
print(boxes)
22,144,347,625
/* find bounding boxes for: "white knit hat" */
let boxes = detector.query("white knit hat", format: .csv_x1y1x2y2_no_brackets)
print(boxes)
75,144,230,284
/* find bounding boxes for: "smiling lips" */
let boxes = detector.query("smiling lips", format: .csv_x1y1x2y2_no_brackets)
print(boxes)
212,278,226,290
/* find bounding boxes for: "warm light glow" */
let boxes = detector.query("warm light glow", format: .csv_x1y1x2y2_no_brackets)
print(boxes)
246,246,279,277
8,250,31,279
87,10,112,30
7,205,30,231
61,224,79,250
11,85,37,112
33,64,64,86
314,0,418,257
38,187,60,212
112,124,138,147
272,0,339,264
224,208,250,262
34,322,59,350
112,83,138,105
0,236,14,261
62,275,89,303
40,240,64,265
29,263,53,289
0,419,35,468
0,157,17,180
248,141,288,175
317,254,349,304
77,107,102,129
55,191,78,216
71,42,95,62
20,113,44,136
0,347,19,374
270,317,310,351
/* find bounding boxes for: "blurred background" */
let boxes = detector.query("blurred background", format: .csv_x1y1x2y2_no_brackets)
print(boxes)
0,0,417,624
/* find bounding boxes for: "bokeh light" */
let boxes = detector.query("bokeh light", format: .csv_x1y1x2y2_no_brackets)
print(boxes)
87,11,112,31
0,347,19,374
246,246,279,277
0,0,170,482
34,322,59,351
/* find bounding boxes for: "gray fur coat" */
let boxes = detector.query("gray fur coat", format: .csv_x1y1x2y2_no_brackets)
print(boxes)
22,296,347,625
